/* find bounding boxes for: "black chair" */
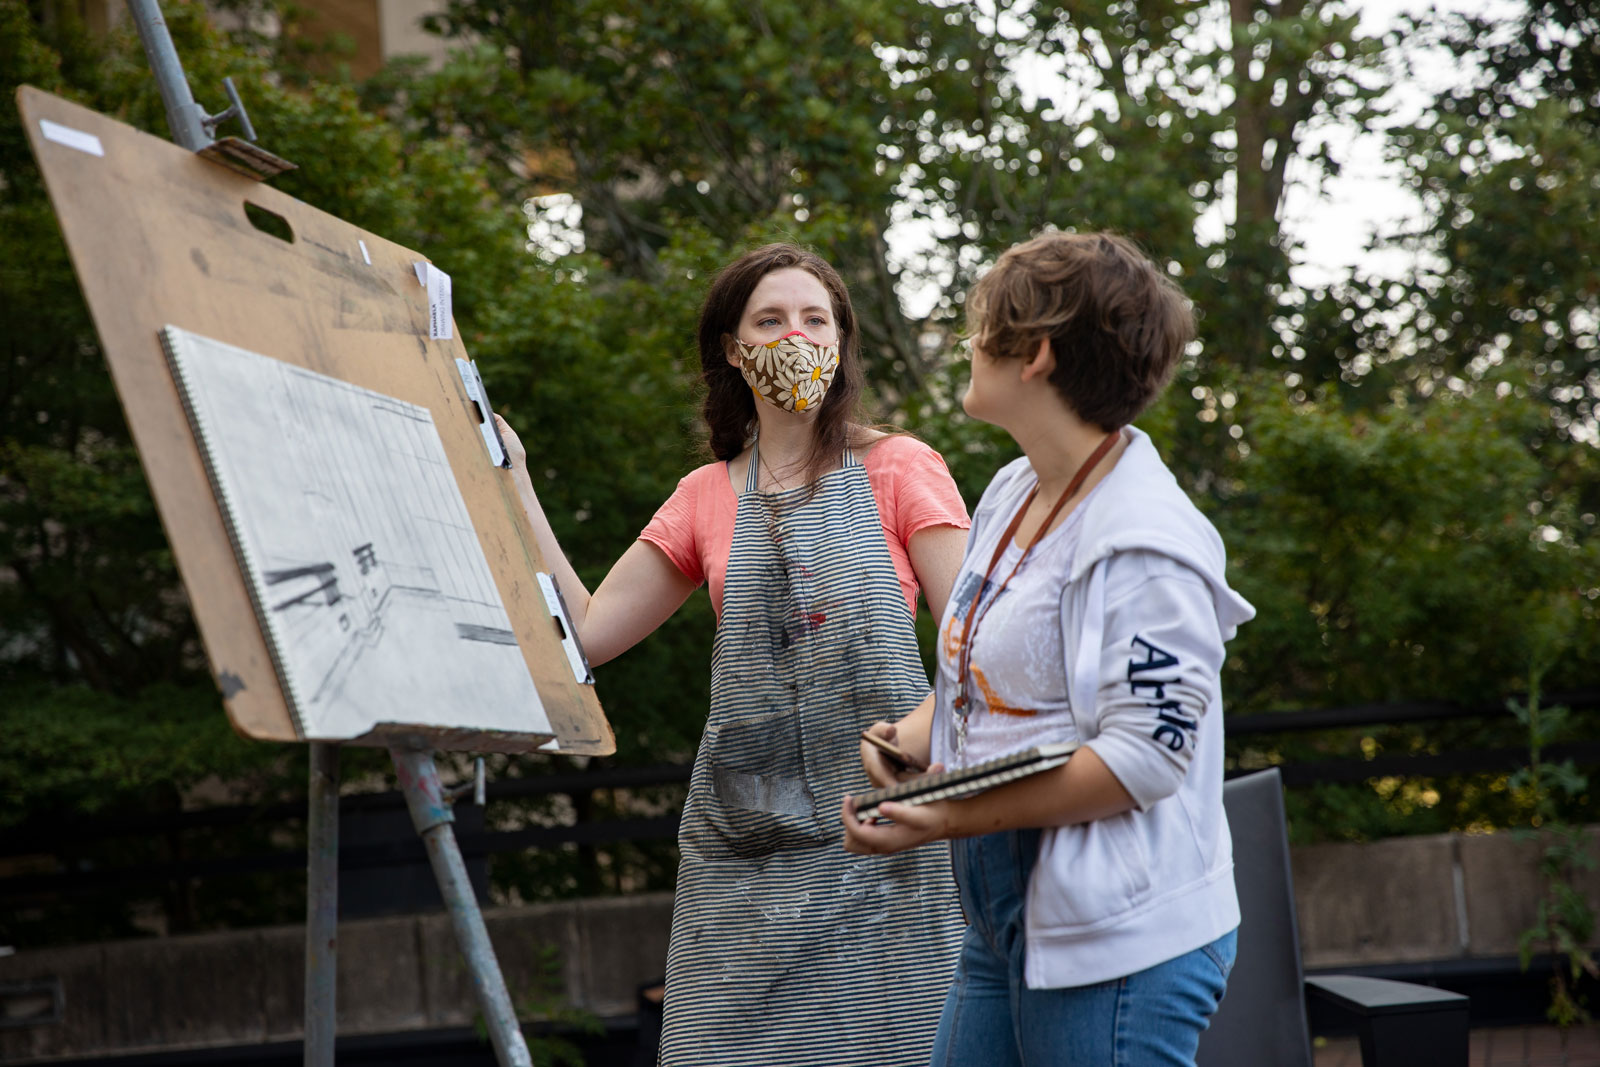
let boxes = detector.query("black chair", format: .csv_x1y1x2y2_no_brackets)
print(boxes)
1197,768,1471,1067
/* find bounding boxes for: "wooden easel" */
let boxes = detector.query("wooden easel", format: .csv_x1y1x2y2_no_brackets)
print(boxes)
19,37,613,1064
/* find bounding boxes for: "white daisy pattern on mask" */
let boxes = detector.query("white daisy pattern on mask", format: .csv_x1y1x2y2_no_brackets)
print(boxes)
794,359,829,410
747,339,784,379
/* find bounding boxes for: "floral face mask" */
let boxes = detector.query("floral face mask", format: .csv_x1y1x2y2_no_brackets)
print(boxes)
733,331,841,413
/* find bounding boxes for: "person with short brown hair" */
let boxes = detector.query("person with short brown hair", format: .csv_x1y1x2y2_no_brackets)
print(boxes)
964,230,1194,430
844,230,1254,1066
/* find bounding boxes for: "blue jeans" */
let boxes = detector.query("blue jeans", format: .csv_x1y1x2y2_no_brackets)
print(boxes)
931,828,1236,1067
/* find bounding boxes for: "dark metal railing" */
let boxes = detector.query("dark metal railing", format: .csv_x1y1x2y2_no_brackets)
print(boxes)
3,692,1596,903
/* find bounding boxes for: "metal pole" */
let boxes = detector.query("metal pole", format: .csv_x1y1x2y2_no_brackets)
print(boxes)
122,0,211,150
391,746,531,1067
305,742,340,1067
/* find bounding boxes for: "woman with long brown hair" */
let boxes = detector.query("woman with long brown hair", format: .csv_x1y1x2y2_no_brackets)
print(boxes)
497,243,968,1065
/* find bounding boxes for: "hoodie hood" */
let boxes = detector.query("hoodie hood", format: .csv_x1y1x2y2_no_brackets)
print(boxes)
1067,426,1255,640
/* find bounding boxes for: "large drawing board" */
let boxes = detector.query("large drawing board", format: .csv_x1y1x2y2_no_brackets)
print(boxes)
19,86,614,755
162,326,552,742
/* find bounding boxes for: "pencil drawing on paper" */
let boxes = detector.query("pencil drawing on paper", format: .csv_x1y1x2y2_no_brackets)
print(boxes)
161,325,551,740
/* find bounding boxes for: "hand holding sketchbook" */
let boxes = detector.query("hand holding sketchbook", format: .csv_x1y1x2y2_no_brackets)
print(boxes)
850,743,1079,822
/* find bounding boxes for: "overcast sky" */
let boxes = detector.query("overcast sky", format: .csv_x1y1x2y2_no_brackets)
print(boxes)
1284,0,1518,289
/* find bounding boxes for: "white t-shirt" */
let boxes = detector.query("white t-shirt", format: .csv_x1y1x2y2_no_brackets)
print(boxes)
936,480,1105,767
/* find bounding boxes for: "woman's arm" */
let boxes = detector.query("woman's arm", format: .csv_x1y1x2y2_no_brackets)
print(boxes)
581,542,700,666
496,414,698,667
907,524,968,624
840,746,1136,855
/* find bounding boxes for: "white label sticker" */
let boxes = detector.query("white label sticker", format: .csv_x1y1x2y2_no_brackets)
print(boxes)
40,119,104,157
411,262,453,340
427,266,453,340
358,239,371,265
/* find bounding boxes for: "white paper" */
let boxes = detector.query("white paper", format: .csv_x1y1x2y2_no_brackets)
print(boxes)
359,239,371,265
162,326,550,741
411,262,453,340
426,265,453,340
40,118,104,157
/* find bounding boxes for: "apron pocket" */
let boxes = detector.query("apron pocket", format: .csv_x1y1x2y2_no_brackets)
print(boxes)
702,709,829,855
708,708,814,816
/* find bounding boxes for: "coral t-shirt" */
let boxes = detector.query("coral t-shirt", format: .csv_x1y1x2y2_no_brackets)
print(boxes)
639,435,971,621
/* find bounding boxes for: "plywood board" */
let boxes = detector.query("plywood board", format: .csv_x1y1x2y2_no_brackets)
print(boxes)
18,85,613,755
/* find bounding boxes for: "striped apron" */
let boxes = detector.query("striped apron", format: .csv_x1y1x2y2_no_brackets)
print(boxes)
658,444,965,1066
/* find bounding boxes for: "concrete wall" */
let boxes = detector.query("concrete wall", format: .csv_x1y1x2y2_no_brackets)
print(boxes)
1292,826,1600,970
0,894,674,1064
3,828,1597,1063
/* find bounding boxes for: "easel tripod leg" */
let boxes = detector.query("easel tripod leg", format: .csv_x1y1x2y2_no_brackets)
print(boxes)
305,742,340,1067
391,746,532,1067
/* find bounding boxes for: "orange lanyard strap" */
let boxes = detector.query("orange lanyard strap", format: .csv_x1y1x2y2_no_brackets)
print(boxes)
953,430,1120,712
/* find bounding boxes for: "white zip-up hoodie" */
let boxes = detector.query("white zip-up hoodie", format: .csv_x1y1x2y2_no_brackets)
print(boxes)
932,426,1256,989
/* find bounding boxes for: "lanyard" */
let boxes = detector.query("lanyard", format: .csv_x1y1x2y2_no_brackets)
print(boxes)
952,430,1121,756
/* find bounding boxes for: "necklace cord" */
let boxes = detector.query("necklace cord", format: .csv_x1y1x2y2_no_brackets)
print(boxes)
952,429,1121,722
752,435,805,494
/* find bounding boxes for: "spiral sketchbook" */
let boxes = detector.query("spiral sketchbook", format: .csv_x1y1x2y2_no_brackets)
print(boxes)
160,325,551,741
850,742,1079,822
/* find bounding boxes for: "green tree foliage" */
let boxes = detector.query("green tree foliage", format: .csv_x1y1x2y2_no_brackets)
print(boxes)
398,0,1386,395
1219,378,1594,711
0,0,261,834
1386,3,1600,444
1213,372,1598,837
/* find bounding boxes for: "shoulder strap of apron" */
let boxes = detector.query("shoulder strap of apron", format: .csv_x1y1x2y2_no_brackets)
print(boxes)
744,438,761,493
